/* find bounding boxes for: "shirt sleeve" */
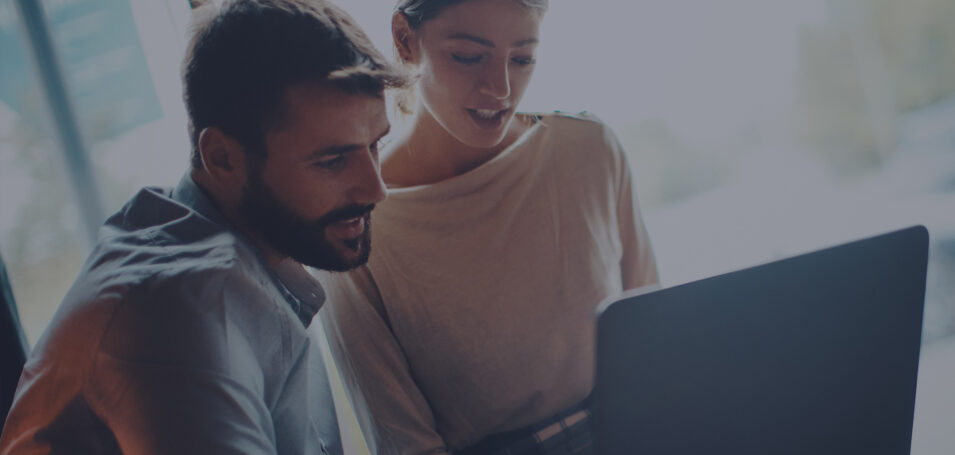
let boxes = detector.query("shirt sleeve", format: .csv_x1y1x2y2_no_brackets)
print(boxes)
604,122,661,290
86,270,281,455
318,267,451,455
86,352,279,454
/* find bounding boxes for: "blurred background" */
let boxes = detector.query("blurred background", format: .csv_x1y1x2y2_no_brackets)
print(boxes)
1,0,952,453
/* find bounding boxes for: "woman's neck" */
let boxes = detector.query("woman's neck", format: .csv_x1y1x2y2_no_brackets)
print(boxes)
382,108,531,188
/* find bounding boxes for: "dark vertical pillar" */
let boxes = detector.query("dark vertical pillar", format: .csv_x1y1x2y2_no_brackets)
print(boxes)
13,0,105,246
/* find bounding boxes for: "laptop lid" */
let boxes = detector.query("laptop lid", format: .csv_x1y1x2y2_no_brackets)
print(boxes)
594,225,929,455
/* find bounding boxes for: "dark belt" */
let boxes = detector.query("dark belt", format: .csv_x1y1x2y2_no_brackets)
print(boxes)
458,394,593,455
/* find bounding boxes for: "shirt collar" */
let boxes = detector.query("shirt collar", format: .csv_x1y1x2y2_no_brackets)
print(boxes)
171,174,326,326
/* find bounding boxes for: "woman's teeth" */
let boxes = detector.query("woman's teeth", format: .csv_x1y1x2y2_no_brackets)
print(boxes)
472,109,500,119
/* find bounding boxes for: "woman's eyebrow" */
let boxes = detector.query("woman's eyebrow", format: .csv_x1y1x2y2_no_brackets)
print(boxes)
447,33,538,48
447,32,494,47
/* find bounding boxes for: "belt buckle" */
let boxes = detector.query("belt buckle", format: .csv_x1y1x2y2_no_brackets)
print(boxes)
532,409,590,443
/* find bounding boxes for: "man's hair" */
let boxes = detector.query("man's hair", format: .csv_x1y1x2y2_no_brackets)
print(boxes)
183,0,407,168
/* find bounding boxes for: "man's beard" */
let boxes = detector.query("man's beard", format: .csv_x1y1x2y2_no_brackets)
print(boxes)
238,170,374,272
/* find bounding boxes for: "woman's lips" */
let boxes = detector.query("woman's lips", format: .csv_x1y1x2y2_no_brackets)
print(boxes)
467,108,508,129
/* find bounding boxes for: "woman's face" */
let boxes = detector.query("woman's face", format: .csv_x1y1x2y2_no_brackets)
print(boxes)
401,0,542,149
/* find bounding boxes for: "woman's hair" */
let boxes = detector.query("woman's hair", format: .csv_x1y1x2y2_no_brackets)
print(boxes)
395,0,548,30
392,0,548,113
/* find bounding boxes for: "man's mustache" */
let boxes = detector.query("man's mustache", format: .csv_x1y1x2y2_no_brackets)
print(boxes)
318,204,375,226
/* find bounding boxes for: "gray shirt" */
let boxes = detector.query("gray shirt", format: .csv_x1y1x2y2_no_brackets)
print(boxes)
0,176,341,455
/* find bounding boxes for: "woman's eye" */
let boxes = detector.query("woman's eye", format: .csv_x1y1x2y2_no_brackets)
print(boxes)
512,56,537,66
452,53,483,65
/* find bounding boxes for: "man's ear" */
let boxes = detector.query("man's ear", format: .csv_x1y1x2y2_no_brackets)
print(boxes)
195,127,248,200
392,12,418,64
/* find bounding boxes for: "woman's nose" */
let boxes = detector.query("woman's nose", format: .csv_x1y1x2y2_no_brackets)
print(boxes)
479,60,511,100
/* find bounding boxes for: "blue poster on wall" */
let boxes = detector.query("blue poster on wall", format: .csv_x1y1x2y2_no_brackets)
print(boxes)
0,0,162,142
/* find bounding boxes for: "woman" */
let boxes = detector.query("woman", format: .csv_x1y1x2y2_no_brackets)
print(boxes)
318,0,659,453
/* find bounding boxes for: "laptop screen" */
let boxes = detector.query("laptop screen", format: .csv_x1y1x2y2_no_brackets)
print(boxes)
595,226,928,455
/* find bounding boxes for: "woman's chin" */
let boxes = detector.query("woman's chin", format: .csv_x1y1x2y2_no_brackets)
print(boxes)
454,115,514,149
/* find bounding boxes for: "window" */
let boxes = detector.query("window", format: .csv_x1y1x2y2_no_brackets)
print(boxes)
1,1,952,453
0,0,190,344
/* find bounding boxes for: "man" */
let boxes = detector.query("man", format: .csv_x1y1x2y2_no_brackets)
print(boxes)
0,1,405,453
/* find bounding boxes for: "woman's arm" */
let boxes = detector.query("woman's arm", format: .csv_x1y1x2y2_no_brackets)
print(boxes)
606,125,661,290
319,267,451,455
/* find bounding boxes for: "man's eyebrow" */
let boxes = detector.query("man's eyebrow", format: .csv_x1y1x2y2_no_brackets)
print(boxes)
307,125,391,159
447,33,538,48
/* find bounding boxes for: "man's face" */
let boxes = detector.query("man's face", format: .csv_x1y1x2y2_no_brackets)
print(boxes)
238,82,389,271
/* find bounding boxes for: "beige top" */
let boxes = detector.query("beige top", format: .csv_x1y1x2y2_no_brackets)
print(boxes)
315,112,659,454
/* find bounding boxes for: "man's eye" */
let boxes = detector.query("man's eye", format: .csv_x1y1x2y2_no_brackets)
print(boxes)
314,154,346,169
452,53,483,65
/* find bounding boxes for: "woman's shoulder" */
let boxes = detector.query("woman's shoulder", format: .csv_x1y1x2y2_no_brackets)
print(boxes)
523,110,622,154
525,110,604,127
526,110,614,139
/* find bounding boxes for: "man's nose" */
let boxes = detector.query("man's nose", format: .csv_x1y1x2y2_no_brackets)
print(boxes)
350,147,386,205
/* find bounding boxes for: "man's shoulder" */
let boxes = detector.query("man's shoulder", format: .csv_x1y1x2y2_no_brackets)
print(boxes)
54,186,276,356
90,184,259,293
83,226,268,324
21,225,261,393
71,241,280,376
58,231,257,341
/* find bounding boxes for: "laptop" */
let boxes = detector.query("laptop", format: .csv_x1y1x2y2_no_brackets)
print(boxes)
594,225,929,455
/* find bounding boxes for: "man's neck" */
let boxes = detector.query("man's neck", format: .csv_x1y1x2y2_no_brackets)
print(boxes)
190,170,287,268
